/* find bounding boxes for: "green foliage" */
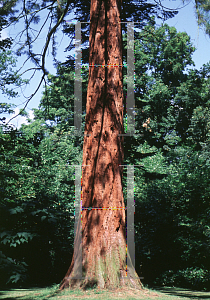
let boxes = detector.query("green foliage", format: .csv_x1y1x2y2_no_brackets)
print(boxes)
0,50,22,97
0,49,28,126
0,1,14,50
195,0,210,36
0,108,82,286
155,267,210,290
0,251,28,284
0,60,85,286
122,21,210,291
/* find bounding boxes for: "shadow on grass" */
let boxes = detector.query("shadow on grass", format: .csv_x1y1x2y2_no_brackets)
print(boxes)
0,293,15,300
152,286,210,299
0,285,61,300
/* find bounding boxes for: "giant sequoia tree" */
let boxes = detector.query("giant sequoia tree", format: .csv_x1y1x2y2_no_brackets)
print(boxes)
59,0,141,290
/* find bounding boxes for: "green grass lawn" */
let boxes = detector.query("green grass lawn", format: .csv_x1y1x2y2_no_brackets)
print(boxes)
0,285,210,300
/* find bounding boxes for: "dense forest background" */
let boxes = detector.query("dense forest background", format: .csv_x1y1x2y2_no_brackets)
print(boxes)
1,18,210,290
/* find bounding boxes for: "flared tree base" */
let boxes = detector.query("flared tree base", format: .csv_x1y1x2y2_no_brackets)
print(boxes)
59,246,143,291
60,274,143,291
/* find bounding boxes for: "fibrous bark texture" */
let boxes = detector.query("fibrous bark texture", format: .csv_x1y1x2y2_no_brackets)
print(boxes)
59,0,142,290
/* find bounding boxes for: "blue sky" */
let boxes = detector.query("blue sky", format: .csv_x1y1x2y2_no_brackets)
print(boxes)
3,0,210,127
158,0,210,70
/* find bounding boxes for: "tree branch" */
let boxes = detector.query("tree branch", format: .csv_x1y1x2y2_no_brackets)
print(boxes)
41,0,72,75
6,0,72,124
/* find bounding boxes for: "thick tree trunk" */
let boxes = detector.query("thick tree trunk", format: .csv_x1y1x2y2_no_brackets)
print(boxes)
60,0,142,290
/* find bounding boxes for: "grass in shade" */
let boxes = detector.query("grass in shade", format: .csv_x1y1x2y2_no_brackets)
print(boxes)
0,284,210,300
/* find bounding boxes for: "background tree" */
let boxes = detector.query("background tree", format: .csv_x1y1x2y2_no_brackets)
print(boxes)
1,0,177,123
125,23,210,290
0,64,82,286
0,49,26,125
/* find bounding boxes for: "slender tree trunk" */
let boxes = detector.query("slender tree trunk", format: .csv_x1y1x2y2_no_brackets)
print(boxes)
60,0,142,290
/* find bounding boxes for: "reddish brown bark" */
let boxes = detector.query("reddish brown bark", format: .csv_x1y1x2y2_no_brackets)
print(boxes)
59,0,142,290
